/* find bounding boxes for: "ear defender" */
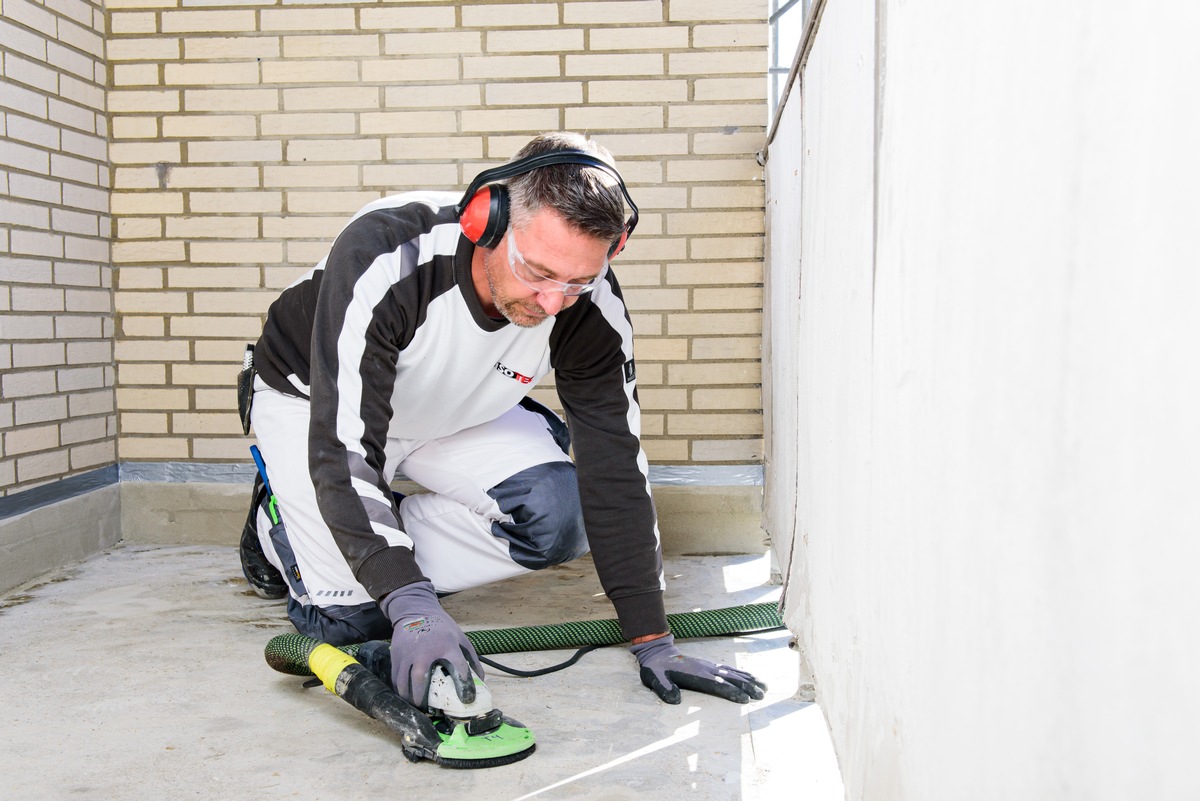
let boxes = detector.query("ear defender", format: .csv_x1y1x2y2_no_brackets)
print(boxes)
459,184,510,250
456,150,639,257
608,228,630,259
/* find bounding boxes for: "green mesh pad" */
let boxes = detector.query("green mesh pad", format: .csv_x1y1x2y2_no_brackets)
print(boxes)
263,602,783,677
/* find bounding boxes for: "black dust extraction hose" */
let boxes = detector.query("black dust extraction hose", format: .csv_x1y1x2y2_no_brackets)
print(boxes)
306,640,442,762
265,602,785,678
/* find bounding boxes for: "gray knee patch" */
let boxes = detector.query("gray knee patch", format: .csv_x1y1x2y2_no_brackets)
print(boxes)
286,597,391,646
488,461,589,569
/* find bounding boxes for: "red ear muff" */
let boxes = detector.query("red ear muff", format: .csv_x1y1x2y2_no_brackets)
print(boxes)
459,184,509,249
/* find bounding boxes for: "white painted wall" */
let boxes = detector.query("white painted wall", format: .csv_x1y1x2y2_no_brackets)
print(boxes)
762,79,803,573
764,2,1200,798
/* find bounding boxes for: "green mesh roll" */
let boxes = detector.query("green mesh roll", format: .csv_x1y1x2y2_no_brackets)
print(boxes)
263,602,784,677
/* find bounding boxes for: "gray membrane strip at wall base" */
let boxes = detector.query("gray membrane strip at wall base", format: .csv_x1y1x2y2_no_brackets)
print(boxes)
0,465,118,521
119,461,764,486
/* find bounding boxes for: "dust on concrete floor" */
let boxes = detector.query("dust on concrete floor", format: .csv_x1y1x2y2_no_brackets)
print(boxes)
0,544,842,800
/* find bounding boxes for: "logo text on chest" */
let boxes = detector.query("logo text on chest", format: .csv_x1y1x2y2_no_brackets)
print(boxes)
495,361,533,384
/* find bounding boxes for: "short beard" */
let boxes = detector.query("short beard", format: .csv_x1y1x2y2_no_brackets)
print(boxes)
483,248,549,328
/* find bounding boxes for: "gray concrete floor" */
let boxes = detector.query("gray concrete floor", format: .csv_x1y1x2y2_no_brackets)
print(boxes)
0,544,843,800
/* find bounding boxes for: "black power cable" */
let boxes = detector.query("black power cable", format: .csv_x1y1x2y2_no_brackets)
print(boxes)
479,644,607,677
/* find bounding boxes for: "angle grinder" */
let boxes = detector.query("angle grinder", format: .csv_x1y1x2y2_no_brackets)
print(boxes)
306,641,535,769
424,664,536,767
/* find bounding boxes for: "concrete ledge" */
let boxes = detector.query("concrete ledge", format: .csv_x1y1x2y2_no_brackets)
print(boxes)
120,482,251,546
119,481,767,555
653,484,766,554
0,485,121,595
0,463,765,594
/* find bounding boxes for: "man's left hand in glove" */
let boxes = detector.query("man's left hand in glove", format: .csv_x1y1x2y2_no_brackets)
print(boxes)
630,633,767,705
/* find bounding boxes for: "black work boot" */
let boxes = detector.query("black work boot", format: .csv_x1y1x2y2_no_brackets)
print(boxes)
240,475,288,600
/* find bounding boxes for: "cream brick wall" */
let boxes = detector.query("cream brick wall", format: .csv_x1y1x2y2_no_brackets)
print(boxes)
101,1,767,467
1,0,113,497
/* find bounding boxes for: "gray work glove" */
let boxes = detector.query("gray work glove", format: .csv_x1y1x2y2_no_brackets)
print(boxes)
630,634,767,705
380,580,483,708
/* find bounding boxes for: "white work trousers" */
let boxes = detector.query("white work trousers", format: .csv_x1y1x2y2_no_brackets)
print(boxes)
249,379,575,609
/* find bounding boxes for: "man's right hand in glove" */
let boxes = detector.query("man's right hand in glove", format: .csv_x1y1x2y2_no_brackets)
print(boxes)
380,580,483,708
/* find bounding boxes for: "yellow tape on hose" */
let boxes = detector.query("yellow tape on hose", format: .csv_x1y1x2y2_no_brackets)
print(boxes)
308,643,358,694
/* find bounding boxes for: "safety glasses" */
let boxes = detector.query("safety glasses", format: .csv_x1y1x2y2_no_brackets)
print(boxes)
506,229,607,297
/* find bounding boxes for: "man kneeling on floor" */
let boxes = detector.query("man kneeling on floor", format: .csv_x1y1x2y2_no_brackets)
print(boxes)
237,131,765,713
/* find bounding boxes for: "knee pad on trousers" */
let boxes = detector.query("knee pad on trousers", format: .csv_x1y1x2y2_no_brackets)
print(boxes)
488,460,589,570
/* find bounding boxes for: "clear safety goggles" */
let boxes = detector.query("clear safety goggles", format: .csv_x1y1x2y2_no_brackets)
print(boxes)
506,229,607,297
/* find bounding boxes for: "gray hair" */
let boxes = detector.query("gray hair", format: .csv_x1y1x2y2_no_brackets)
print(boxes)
506,132,627,245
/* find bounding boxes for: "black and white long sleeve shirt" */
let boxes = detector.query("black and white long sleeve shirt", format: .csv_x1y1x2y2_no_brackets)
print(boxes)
254,192,667,639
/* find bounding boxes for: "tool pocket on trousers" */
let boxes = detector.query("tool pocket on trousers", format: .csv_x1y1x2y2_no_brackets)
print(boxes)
267,521,309,601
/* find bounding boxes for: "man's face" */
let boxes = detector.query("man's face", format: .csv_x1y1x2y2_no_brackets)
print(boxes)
481,209,611,328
